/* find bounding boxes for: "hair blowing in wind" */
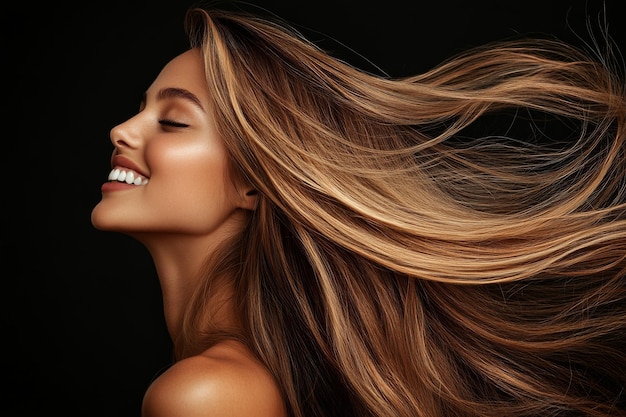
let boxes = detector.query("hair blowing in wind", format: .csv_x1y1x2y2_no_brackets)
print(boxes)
177,6,625,417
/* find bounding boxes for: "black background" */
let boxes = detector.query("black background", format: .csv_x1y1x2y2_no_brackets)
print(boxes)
4,1,624,415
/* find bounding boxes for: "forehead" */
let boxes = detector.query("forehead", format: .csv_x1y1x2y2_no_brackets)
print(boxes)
146,49,210,103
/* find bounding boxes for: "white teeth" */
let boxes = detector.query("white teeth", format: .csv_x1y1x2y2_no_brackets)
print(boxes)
107,168,149,185
108,169,120,181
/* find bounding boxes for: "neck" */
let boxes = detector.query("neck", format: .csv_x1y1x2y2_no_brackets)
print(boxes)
140,233,215,341
131,211,248,343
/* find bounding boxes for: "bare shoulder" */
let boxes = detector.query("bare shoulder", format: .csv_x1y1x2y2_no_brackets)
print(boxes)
141,340,287,417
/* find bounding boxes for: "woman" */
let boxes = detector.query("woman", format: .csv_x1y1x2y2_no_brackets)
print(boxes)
91,4,626,417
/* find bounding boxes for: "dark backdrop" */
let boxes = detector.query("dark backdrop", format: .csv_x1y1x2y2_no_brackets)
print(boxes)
4,1,624,415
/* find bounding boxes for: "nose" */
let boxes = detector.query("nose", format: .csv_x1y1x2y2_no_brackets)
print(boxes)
110,115,142,149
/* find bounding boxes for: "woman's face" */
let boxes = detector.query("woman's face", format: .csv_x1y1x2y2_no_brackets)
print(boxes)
91,49,251,239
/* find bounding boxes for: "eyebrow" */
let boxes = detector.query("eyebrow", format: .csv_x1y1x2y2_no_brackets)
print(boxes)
142,87,205,111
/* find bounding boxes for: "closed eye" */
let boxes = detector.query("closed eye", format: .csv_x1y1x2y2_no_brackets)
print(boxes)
159,119,189,128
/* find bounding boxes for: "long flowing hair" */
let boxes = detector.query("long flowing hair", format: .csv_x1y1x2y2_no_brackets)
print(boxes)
178,5,625,417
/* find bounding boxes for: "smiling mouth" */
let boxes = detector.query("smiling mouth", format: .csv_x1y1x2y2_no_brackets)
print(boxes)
107,168,149,185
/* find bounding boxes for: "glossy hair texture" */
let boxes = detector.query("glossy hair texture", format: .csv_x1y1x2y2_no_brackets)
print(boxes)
179,5,626,417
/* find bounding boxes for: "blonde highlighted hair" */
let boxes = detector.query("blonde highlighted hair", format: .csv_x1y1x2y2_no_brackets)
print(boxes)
179,5,625,417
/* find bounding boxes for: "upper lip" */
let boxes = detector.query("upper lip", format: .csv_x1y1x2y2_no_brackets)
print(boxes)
111,154,149,178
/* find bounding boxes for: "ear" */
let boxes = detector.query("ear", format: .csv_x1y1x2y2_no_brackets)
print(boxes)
238,188,258,211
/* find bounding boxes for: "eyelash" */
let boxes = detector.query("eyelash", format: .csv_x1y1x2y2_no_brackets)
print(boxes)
159,119,189,128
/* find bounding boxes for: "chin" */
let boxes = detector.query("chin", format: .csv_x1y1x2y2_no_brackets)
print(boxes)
91,204,128,232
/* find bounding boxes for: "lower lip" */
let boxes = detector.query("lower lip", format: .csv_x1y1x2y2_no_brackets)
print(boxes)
101,181,144,192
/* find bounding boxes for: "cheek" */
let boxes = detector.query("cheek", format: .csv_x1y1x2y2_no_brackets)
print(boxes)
143,140,237,230
149,139,228,191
